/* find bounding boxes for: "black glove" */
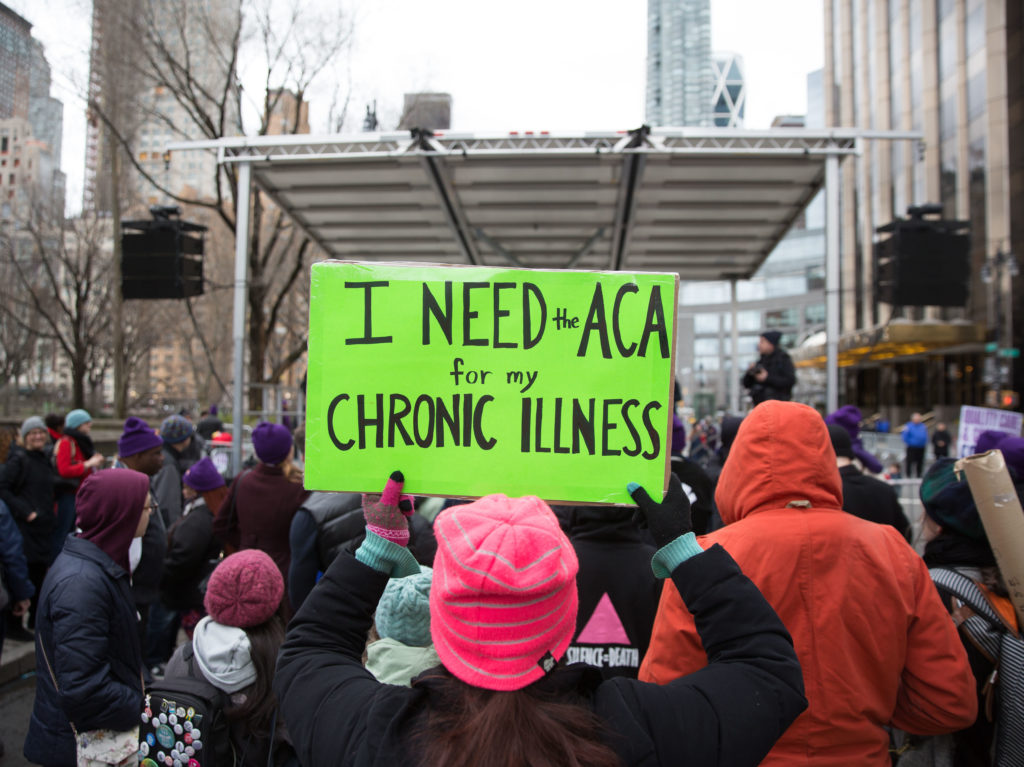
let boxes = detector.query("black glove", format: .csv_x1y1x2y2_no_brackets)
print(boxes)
627,474,693,549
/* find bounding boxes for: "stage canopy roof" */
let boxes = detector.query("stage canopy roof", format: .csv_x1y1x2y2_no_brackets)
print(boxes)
168,127,867,281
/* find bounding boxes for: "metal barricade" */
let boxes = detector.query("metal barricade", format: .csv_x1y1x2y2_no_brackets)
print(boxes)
886,478,926,554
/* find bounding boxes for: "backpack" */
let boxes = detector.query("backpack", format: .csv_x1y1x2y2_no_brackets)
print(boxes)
139,644,234,767
923,568,1024,766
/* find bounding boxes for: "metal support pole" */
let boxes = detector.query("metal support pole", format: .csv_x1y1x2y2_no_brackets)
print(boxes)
825,154,841,413
231,162,252,477
729,279,740,413
1005,261,1014,391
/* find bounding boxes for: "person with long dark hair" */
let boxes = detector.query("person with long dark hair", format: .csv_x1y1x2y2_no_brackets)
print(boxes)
162,550,295,767
276,471,807,767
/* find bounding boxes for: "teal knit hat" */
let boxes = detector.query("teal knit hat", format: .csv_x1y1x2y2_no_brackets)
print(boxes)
65,409,92,430
376,566,433,647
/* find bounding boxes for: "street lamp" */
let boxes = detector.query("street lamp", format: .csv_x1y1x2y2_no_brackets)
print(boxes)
981,247,1018,397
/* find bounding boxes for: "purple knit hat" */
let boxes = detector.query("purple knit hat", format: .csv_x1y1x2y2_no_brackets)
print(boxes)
430,495,579,692
975,430,1010,454
183,456,225,492
824,405,862,438
998,437,1024,477
252,421,293,464
204,550,284,628
671,414,687,453
118,417,162,457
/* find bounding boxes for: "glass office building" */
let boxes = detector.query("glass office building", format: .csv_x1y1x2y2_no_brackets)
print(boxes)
646,0,714,127
823,0,1023,416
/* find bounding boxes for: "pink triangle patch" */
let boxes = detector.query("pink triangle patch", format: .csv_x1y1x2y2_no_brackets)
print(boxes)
576,593,630,645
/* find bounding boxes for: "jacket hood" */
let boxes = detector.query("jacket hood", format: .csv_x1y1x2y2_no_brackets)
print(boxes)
192,616,256,693
76,469,150,571
365,638,441,686
715,401,842,525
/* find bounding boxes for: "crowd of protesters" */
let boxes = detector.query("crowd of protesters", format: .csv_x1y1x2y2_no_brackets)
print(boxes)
0,388,1020,766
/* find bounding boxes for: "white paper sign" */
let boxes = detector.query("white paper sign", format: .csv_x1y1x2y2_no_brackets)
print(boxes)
956,405,1023,457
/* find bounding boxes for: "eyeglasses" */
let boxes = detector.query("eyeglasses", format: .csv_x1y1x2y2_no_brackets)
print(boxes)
143,502,159,514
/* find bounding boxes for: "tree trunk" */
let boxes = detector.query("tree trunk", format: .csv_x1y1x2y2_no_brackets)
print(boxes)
72,357,86,409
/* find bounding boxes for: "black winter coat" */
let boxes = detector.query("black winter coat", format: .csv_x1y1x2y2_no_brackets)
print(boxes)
566,509,660,678
742,348,796,405
275,544,807,767
0,499,34,602
289,493,437,609
671,456,715,535
24,536,144,767
0,446,56,564
838,465,911,540
161,498,221,611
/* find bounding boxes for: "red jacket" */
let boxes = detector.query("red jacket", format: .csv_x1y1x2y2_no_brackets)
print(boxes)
639,401,976,766
55,434,93,482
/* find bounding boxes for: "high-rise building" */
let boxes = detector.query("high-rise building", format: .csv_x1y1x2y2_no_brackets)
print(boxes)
0,3,31,120
267,88,310,136
84,0,242,212
646,0,714,127
711,53,745,127
823,0,1022,415
0,5,65,217
397,93,452,131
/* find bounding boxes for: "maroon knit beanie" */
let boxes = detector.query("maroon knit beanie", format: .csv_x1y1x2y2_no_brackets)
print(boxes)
204,550,284,628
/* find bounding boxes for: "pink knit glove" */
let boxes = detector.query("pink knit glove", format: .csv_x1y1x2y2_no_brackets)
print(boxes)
362,470,415,547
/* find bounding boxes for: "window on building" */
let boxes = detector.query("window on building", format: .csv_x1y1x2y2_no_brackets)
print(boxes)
765,308,799,328
694,338,720,356
693,313,719,333
723,310,762,332
1,137,8,152
805,304,826,325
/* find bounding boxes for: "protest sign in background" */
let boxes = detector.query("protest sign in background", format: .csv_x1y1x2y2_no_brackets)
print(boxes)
305,261,678,505
956,405,1023,457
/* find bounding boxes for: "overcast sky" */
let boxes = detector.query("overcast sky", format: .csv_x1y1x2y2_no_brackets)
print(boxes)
9,0,823,214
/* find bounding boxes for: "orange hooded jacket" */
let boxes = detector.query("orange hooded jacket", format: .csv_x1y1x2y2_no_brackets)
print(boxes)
639,401,976,766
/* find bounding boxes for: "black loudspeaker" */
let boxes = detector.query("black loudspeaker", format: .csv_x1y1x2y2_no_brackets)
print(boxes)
874,209,970,307
121,207,206,300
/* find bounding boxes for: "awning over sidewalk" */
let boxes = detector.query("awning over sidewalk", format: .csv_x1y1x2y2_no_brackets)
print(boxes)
793,321,987,368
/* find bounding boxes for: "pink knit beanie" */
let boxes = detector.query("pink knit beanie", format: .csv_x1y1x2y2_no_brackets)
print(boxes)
430,495,579,692
204,550,284,628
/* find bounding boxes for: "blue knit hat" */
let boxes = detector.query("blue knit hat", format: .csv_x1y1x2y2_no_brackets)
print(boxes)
376,566,433,647
65,409,92,430
160,414,195,445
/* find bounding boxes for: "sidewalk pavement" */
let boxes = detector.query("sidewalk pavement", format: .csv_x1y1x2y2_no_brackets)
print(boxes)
0,636,35,687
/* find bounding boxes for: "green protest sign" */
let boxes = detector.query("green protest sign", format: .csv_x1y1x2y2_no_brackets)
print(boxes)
305,261,678,505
